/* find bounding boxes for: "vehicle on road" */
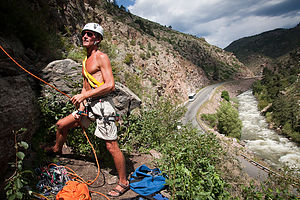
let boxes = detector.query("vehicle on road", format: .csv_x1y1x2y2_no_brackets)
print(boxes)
188,92,196,102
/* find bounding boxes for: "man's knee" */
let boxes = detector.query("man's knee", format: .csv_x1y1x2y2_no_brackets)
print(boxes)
106,140,120,154
56,120,67,132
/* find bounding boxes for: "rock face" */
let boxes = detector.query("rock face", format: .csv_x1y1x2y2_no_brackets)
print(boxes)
0,58,40,183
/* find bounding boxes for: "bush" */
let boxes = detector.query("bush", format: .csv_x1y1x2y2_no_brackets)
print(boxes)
160,128,230,199
242,170,299,200
139,53,146,60
124,53,133,65
119,99,185,149
201,113,217,128
216,101,242,139
221,90,230,102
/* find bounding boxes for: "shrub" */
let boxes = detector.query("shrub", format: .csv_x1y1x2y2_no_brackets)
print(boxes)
130,39,136,46
201,113,217,128
221,90,230,102
124,53,133,65
216,101,242,139
139,53,146,60
5,129,32,200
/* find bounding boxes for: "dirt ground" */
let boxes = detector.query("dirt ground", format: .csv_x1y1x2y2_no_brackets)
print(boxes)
38,145,159,200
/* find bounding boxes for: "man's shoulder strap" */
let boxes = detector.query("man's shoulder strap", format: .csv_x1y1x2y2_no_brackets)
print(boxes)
82,57,104,88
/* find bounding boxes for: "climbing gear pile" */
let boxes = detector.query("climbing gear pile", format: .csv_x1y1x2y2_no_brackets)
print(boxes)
35,164,70,197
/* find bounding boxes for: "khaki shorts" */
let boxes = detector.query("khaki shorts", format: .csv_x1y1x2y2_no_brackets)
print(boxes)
73,98,118,140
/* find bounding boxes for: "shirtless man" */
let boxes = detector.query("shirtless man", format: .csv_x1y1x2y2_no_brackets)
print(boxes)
44,23,129,197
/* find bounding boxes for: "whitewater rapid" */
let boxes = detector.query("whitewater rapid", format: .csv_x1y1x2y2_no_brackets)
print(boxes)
237,90,300,170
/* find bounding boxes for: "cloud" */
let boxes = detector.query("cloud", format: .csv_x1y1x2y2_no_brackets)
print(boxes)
127,0,300,48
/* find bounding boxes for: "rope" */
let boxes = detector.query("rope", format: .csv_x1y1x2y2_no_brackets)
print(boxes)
0,45,110,199
0,45,71,99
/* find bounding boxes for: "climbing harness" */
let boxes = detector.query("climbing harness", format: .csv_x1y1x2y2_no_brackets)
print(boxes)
87,100,119,125
0,45,111,200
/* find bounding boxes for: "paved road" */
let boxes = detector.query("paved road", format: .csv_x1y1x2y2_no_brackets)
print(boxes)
183,83,268,181
183,83,221,128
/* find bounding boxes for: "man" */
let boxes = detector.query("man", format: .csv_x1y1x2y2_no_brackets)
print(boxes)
43,22,129,197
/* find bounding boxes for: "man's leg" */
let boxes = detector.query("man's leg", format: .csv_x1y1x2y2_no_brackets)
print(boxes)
106,140,129,196
51,113,79,153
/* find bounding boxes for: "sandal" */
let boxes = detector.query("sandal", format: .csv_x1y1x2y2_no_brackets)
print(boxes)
107,182,130,197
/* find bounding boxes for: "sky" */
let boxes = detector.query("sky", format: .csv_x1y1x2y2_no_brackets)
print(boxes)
115,0,300,48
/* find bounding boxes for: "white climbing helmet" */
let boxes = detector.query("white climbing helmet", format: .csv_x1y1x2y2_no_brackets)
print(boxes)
82,23,104,39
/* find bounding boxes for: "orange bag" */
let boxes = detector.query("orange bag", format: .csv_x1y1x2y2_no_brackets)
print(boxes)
56,181,91,200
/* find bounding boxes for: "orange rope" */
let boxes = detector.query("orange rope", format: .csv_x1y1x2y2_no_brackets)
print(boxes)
0,45,71,99
0,45,110,199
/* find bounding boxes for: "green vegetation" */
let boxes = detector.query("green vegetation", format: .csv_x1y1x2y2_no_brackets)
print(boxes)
124,71,143,98
217,101,242,139
242,171,299,200
201,113,218,128
252,49,300,143
124,53,134,65
5,129,32,200
201,96,242,139
221,90,230,102
118,99,230,199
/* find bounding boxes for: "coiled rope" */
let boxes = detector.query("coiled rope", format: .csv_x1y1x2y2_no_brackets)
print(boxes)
0,45,110,200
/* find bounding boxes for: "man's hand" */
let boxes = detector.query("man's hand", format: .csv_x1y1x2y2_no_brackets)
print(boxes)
71,94,86,107
73,112,82,120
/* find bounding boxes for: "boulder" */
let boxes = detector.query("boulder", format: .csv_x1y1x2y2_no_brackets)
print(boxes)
41,59,142,115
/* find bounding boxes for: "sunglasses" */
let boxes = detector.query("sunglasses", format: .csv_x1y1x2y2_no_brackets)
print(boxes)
81,31,95,37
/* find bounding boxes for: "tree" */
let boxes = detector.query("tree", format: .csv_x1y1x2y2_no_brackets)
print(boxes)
216,102,242,139
221,90,230,102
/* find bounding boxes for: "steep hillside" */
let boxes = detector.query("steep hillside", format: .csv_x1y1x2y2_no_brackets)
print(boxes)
0,0,252,104
224,23,300,75
252,47,300,143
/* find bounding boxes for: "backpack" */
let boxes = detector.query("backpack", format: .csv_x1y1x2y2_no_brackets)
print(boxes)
56,180,91,200
129,165,167,196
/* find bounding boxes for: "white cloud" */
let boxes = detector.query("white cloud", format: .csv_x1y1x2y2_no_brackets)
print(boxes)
127,0,300,48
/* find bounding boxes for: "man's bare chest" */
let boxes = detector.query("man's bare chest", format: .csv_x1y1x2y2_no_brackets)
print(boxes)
84,60,101,75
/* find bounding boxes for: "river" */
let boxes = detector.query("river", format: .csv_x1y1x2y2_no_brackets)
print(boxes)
237,90,300,170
